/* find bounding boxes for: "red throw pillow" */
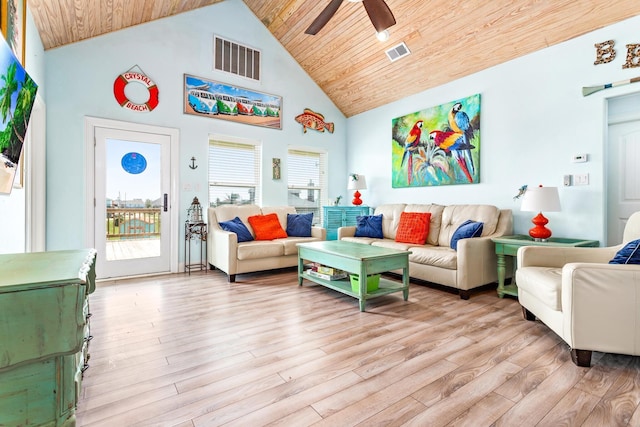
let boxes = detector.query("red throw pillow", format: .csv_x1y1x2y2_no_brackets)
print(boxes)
395,212,431,244
248,213,288,240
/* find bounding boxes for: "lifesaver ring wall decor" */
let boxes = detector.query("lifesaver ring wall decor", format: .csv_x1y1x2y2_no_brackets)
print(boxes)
113,66,159,112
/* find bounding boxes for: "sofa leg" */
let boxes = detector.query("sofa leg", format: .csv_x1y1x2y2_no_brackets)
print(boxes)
571,349,592,367
459,290,470,300
522,307,536,321
209,263,215,270
228,274,236,283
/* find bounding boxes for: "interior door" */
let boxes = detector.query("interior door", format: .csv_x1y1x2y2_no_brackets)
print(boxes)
607,119,640,245
94,127,172,278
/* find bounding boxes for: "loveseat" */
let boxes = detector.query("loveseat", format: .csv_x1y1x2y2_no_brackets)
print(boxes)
207,205,326,282
338,203,513,298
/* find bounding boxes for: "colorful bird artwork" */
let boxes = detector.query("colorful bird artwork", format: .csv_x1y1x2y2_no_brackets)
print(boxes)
448,102,475,179
295,108,335,133
400,120,424,185
513,185,528,200
429,130,474,183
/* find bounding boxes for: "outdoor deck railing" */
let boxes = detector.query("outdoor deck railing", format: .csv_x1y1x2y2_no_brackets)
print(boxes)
106,208,161,240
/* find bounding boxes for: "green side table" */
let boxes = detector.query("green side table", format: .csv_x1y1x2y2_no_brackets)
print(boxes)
491,234,599,298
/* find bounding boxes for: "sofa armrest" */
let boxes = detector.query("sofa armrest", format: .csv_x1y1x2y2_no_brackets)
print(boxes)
311,226,327,240
456,236,498,289
561,262,640,353
337,226,356,240
517,246,618,269
207,227,238,274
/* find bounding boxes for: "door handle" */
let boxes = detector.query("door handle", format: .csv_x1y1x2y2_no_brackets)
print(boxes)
164,194,168,212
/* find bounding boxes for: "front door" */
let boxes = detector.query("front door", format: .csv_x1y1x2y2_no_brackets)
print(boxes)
93,125,174,278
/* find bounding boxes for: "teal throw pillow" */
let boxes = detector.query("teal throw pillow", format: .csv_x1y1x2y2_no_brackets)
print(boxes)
450,220,484,250
219,216,254,242
609,239,640,264
354,214,383,238
286,212,313,237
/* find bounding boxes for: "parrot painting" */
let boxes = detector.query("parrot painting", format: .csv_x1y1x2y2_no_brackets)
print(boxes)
448,102,475,179
400,120,424,185
429,130,475,183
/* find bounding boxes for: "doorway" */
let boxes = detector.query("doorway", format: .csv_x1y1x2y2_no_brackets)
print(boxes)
85,117,179,279
607,93,640,245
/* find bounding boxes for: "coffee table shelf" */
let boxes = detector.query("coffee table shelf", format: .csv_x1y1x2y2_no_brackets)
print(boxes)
297,240,411,311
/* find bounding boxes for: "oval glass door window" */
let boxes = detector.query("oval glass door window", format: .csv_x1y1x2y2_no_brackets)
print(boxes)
121,152,147,174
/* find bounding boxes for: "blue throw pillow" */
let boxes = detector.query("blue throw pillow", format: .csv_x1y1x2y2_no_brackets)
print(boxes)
354,214,384,238
609,239,640,264
450,220,484,250
218,216,254,242
286,212,313,237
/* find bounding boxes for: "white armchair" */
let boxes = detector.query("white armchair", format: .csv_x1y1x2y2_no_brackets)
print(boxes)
516,212,640,367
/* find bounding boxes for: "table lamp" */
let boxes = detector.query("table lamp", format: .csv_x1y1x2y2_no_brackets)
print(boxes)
520,185,561,241
348,174,367,206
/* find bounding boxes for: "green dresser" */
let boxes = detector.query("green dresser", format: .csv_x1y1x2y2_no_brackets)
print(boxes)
0,249,97,427
323,205,371,240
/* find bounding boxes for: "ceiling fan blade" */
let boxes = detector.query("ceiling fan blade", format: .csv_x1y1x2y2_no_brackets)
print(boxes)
362,0,396,33
305,0,344,35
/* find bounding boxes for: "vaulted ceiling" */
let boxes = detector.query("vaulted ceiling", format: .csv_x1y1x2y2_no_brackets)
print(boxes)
28,0,640,117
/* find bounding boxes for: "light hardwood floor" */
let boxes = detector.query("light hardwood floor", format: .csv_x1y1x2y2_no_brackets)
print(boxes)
76,269,640,426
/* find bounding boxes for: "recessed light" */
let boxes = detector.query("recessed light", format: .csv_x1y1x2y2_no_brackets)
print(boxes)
376,30,390,42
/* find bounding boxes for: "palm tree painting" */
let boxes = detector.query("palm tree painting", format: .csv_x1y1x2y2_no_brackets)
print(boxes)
0,34,37,194
392,94,481,188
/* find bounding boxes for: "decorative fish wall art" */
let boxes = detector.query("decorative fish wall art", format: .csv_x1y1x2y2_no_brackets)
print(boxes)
295,108,334,133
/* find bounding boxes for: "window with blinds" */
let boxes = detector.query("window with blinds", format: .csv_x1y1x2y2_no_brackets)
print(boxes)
208,137,261,207
287,148,327,225
213,35,261,81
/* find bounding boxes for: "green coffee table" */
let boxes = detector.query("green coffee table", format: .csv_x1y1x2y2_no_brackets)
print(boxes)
297,240,411,311
492,234,599,298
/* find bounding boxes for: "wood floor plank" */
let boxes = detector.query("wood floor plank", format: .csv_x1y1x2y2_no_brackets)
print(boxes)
73,269,640,426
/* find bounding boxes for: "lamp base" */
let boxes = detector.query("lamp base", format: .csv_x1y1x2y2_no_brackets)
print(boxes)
352,190,363,206
528,212,552,240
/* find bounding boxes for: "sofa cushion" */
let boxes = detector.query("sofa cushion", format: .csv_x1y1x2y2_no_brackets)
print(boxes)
408,246,458,269
396,212,431,245
218,217,254,242
214,205,262,229
286,212,313,237
517,267,563,311
609,239,640,264
450,220,484,250
373,204,407,240
237,241,284,260
354,214,384,238
439,205,500,247
261,206,297,231
404,204,445,245
248,213,288,240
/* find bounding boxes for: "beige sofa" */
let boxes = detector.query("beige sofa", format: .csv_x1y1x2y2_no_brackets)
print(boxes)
207,205,326,282
338,203,513,299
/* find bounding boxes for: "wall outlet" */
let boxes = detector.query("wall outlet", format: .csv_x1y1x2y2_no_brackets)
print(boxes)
574,173,589,185
563,175,572,186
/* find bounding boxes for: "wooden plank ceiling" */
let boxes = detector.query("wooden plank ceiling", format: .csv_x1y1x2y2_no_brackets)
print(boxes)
28,0,640,117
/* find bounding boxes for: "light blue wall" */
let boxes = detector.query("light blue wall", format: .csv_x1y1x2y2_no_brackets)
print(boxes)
44,0,347,254
346,14,640,244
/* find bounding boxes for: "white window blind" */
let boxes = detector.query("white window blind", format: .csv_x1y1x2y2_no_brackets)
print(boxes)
287,148,327,225
209,137,261,206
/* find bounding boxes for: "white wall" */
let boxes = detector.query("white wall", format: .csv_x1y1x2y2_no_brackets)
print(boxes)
347,14,640,244
44,0,347,256
0,7,46,254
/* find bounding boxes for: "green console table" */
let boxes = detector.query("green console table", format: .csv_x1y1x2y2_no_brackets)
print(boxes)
0,249,97,427
492,235,599,298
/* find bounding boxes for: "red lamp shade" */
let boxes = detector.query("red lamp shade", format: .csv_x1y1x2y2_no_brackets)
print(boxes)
520,185,561,241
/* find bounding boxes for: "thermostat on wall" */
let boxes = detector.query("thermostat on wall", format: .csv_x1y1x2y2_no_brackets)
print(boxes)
572,153,588,163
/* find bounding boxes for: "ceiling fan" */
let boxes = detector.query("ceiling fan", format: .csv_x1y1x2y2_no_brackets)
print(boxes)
305,0,396,36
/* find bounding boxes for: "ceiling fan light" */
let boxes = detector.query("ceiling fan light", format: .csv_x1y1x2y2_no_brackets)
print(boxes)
376,29,390,41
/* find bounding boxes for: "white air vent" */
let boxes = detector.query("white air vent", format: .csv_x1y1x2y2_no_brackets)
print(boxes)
385,42,411,62
213,36,261,81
